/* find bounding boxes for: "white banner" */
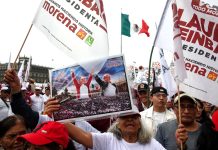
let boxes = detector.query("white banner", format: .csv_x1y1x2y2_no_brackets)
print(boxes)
159,49,177,98
172,0,187,83
169,0,218,105
33,0,109,62
177,0,218,105
18,60,25,84
24,57,31,82
156,0,218,105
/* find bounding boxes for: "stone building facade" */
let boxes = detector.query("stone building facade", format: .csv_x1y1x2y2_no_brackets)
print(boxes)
0,56,52,83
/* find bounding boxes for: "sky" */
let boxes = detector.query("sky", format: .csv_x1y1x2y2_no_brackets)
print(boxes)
0,0,214,69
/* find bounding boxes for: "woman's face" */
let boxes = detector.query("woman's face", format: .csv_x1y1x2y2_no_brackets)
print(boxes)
117,114,141,136
0,121,27,150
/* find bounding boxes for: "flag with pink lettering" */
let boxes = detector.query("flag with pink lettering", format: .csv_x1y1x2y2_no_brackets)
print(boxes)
33,0,109,62
157,0,218,105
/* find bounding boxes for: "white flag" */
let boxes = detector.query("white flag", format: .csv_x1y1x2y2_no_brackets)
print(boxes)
156,0,218,105
33,0,109,62
18,60,25,84
155,0,187,83
24,57,31,82
7,52,11,70
159,49,177,98
172,0,187,83
155,0,173,52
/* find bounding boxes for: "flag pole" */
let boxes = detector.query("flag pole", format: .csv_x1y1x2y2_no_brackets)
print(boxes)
147,0,171,93
152,68,155,88
12,23,33,69
177,84,183,150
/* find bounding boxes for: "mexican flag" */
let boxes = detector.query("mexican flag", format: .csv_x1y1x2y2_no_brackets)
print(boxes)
121,13,150,37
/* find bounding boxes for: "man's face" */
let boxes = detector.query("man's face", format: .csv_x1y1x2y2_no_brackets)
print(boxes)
80,76,87,84
138,91,148,105
35,89,41,96
21,90,27,97
151,92,167,109
103,74,110,82
0,90,8,99
45,89,50,96
174,99,197,125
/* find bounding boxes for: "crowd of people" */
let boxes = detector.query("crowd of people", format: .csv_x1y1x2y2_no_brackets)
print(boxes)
0,69,218,150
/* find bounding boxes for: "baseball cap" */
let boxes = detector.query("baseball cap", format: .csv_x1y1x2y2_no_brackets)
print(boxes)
1,86,9,91
174,93,197,104
35,86,41,90
18,121,69,148
137,83,149,92
0,86,10,93
151,87,168,96
45,86,50,90
212,110,218,131
21,87,27,91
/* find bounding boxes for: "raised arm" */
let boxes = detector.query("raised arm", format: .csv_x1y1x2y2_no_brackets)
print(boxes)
95,74,105,87
72,71,79,87
64,122,93,148
4,69,39,129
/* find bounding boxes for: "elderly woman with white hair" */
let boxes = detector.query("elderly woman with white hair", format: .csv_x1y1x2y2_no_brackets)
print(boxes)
64,112,165,150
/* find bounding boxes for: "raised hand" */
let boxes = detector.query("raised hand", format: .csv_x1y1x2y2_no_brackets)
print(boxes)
43,98,60,117
4,69,21,94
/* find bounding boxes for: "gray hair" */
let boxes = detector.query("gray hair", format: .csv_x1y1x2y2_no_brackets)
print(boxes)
107,118,152,144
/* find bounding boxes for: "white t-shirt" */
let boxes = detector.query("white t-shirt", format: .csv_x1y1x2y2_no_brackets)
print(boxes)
153,111,167,134
0,98,13,121
30,94,45,113
104,83,116,96
42,94,50,103
80,84,89,99
92,132,166,150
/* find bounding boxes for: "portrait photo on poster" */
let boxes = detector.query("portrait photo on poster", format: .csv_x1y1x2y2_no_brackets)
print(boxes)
50,55,134,122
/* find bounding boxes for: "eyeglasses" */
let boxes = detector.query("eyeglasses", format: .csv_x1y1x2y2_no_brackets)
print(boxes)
174,103,196,110
153,93,167,98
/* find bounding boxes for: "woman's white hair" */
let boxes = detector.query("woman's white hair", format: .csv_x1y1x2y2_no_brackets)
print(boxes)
107,118,152,144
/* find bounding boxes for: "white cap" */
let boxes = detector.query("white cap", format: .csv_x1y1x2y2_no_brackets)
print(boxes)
21,87,27,91
1,86,9,91
35,86,41,90
174,93,197,104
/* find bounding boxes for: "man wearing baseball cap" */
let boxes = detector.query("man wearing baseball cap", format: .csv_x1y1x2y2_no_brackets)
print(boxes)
155,93,201,150
0,86,13,120
18,121,69,150
30,86,44,113
140,86,176,136
137,83,150,111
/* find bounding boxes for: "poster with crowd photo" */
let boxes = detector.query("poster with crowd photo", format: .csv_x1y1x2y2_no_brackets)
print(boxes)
50,55,134,122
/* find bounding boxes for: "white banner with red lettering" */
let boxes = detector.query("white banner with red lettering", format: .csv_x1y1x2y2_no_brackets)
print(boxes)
173,0,218,105
33,0,109,62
